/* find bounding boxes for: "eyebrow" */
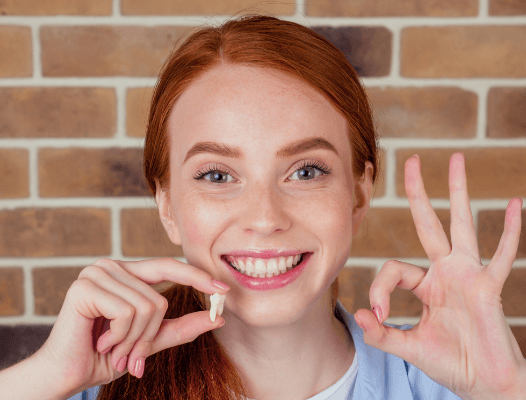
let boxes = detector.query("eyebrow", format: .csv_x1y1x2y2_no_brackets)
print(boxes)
182,137,339,166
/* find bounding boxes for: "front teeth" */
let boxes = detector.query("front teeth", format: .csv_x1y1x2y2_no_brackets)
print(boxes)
228,254,304,277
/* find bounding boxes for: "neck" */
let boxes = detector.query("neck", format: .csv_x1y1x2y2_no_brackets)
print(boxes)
214,292,355,400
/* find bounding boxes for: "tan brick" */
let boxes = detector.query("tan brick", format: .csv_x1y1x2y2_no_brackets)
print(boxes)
127,87,153,138
121,0,294,15
396,148,526,199
337,266,375,314
311,27,391,77
121,208,184,257
0,149,29,199
41,26,193,77
0,268,24,316
401,26,526,78
0,208,111,257
367,87,477,138
511,326,526,358
0,26,31,77
39,148,149,197
490,0,526,15
0,0,111,15
306,0,477,17
350,208,451,258
487,87,526,138
0,87,116,138
478,210,526,259
33,267,83,315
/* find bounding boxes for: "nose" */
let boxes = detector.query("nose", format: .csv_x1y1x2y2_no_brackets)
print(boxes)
238,184,291,236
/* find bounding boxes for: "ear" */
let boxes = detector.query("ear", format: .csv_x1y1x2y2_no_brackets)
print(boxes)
155,179,181,245
352,161,374,236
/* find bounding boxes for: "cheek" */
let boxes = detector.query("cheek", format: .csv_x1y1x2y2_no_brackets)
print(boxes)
180,198,227,245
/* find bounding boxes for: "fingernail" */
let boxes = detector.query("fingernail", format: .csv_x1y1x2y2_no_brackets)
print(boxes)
117,356,128,373
373,305,383,324
135,357,145,378
218,318,226,328
100,346,112,355
412,154,419,160
212,279,230,291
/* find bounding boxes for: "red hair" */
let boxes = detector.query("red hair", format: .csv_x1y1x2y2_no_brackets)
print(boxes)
97,13,378,399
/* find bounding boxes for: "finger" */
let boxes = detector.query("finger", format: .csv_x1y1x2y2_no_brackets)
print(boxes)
488,198,523,290
366,260,428,324
149,311,225,356
449,153,480,258
117,258,230,295
405,155,451,263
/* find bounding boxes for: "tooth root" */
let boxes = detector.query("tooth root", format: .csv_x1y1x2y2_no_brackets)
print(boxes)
218,294,226,316
210,304,218,322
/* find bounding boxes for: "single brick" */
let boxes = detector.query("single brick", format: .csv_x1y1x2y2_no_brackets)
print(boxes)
396,148,526,199
350,208,451,258
367,87,477,138
510,326,526,358
0,87,116,138
121,208,184,257
121,0,294,15
127,87,153,138
401,26,526,78
478,209,526,259
306,0,477,17
337,266,375,314
501,269,526,316
41,26,193,77
33,267,83,316
0,26,31,77
0,268,24,316
490,0,526,15
311,26,391,77
39,148,149,197
487,87,526,138
0,0,111,15
0,149,29,198
0,208,111,257
0,325,52,369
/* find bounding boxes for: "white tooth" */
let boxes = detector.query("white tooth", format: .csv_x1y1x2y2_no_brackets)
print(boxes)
267,258,278,274
210,293,220,322
218,294,225,316
245,258,255,274
254,259,266,275
278,257,287,272
286,256,293,269
294,254,301,264
237,259,246,271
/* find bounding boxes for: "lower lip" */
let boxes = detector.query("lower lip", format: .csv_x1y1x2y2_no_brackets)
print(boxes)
222,253,312,291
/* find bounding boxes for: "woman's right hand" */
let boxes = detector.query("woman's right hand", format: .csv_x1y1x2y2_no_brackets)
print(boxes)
33,258,230,397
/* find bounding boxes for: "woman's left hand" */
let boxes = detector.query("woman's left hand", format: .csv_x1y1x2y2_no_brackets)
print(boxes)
354,153,526,400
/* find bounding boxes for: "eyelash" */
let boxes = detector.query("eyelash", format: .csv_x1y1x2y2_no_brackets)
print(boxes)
193,160,333,185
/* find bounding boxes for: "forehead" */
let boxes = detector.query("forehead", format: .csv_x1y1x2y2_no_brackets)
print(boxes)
167,64,350,160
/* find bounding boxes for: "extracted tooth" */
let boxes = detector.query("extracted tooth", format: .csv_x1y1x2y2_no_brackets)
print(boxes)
209,293,226,322
217,294,226,316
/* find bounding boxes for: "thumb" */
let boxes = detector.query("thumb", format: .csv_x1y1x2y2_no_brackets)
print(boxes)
149,311,225,356
354,308,415,364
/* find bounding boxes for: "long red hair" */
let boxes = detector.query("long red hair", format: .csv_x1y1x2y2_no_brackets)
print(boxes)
97,13,378,399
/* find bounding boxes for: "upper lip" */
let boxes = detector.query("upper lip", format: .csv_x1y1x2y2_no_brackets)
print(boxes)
222,250,309,259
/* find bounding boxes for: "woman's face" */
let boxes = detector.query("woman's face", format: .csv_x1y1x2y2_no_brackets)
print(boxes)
157,64,372,327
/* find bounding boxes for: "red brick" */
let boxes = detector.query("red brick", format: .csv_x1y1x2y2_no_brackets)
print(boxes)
511,326,526,358
0,149,29,199
0,87,115,138
121,0,294,15
126,87,153,138
306,0,477,17
311,26,391,77
401,26,526,78
337,266,375,314
39,148,149,197
0,208,111,257
0,26,31,77
487,87,526,138
367,87,477,138
33,267,83,315
350,208,451,258
478,210,526,259
121,208,183,257
41,26,193,77
501,269,526,316
490,0,526,15
0,0,111,15
0,268,24,316
396,148,526,199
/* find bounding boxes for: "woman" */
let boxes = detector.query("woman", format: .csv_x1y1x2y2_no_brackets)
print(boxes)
1,14,525,400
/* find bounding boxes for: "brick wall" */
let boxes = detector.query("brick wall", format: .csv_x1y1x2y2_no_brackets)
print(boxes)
1,0,525,368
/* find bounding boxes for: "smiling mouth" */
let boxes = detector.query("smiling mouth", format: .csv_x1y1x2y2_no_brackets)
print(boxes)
222,253,307,278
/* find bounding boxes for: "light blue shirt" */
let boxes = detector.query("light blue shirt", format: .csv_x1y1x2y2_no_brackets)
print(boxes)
70,301,462,399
